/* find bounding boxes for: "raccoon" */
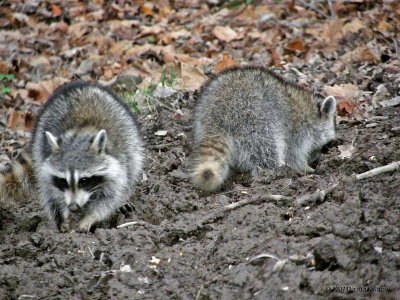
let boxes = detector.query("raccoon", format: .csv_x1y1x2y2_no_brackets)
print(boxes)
190,66,336,192
0,152,33,203
29,81,144,231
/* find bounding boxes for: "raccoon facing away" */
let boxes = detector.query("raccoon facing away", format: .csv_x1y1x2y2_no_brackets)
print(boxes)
190,66,336,192
31,81,144,232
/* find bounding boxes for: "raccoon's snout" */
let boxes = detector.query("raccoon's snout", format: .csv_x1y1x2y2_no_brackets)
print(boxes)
68,203,79,212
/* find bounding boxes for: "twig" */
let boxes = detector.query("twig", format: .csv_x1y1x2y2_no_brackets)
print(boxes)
87,247,95,259
213,185,270,196
295,183,338,206
195,275,222,300
224,194,291,211
356,161,400,180
248,253,287,273
249,253,279,263
326,0,336,18
297,0,329,18
393,38,399,58
290,67,307,79
99,252,104,264
117,221,148,228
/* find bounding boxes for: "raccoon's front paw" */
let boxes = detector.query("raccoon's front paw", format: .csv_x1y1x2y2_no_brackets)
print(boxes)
78,215,96,233
304,165,315,174
60,220,71,233
119,202,135,216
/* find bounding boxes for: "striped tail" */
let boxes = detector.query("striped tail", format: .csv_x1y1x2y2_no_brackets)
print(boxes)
0,152,33,203
190,136,231,192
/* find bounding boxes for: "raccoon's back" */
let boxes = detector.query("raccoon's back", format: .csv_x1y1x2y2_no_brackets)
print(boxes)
194,67,317,140
195,67,286,138
32,82,142,161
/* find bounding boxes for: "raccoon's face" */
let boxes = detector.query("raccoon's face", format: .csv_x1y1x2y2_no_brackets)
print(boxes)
43,129,111,212
308,96,337,165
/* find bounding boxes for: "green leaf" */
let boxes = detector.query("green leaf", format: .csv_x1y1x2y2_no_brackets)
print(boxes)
0,74,15,82
1,87,11,94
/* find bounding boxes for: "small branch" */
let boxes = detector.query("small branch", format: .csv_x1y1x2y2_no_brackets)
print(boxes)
393,38,399,58
326,0,336,18
117,221,148,229
295,183,338,206
356,161,400,180
224,194,291,211
87,247,95,259
297,0,329,18
249,253,279,263
213,184,281,196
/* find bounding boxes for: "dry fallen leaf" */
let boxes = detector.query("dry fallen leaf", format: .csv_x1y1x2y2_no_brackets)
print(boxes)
29,56,51,68
285,39,306,53
269,48,281,66
341,18,364,35
180,62,208,91
7,109,25,131
337,101,356,116
68,21,91,39
341,45,379,64
372,84,390,108
377,20,392,34
324,84,360,116
51,4,62,17
338,143,356,159
141,3,154,16
212,26,238,43
214,53,239,73
26,78,69,104
324,84,360,101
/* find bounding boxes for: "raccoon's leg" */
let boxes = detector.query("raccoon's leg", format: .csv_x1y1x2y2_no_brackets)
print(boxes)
190,135,231,192
59,209,72,232
77,197,123,232
287,161,315,174
78,214,96,233
46,199,66,231
235,137,282,175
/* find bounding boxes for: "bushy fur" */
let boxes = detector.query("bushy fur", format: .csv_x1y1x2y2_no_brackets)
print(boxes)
191,66,336,192
28,81,144,231
0,153,34,202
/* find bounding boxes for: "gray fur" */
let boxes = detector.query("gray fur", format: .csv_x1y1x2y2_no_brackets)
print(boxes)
32,82,144,231
191,66,336,192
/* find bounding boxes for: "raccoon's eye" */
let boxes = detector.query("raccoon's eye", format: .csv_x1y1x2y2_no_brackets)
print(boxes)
52,176,69,191
79,176,104,190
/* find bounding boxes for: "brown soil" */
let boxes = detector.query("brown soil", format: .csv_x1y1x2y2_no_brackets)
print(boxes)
0,91,399,300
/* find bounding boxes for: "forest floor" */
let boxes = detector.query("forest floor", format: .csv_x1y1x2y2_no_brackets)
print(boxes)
0,1,399,299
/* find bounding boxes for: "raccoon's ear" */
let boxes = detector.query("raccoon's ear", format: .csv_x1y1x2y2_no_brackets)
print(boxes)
89,129,107,155
320,96,336,118
45,132,60,152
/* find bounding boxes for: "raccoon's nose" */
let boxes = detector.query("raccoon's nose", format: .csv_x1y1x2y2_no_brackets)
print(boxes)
68,203,79,212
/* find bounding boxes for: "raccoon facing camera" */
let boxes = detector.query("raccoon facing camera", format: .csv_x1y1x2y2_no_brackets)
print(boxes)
30,81,144,232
